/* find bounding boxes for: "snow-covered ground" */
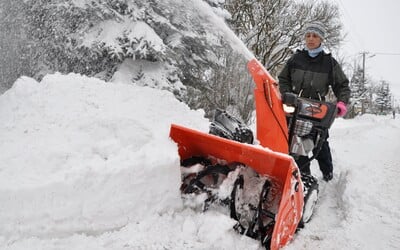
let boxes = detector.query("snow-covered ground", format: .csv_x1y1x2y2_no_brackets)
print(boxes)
286,114,400,250
1,72,399,250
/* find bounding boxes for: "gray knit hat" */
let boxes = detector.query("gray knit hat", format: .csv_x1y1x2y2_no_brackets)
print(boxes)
304,21,326,40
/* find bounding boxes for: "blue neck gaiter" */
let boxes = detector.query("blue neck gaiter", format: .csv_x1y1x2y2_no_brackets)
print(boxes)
305,45,323,58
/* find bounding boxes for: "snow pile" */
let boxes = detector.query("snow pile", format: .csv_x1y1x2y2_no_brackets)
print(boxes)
0,74,257,249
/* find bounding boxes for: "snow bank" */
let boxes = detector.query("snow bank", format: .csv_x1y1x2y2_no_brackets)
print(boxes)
0,73,208,241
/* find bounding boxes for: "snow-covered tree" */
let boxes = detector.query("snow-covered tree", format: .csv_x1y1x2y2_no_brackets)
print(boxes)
348,64,369,116
1,0,256,122
374,80,392,114
0,0,345,123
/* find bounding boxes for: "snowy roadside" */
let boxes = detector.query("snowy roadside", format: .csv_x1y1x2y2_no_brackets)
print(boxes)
286,115,400,250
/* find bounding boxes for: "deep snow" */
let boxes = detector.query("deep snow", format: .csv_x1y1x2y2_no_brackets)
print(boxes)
1,71,399,250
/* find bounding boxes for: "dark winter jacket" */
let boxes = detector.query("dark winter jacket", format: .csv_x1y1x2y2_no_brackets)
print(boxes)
278,49,350,104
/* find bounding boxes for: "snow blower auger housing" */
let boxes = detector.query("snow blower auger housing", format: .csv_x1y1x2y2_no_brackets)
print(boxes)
169,58,337,249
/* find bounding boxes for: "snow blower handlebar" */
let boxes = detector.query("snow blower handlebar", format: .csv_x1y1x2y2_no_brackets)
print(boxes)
282,92,337,164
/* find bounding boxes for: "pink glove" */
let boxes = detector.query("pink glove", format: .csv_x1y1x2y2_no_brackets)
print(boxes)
336,101,347,117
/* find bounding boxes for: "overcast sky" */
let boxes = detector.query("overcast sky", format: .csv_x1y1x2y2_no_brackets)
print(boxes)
330,0,400,104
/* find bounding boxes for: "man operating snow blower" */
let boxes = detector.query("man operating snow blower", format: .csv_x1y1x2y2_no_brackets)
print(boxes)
278,21,351,181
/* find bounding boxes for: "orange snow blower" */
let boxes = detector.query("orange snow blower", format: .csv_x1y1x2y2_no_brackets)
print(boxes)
169,58,336,249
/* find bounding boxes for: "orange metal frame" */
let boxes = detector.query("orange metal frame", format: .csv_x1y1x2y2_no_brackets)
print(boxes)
169,58,304,250
248,59,289,153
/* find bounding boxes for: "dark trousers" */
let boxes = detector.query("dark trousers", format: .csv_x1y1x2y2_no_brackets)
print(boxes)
295,140,333,176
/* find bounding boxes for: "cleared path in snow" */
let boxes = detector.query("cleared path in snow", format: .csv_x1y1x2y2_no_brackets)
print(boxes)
286,115,400,250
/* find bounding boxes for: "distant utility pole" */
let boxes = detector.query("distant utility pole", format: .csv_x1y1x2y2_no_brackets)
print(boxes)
360,51,375,114
360,51,375,87
361,51,366,88
360,51,367,113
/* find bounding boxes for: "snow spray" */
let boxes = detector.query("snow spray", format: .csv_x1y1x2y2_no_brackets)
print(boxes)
191,0,256,61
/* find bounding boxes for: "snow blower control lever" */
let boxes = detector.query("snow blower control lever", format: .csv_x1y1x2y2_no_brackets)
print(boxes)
283,92,337,165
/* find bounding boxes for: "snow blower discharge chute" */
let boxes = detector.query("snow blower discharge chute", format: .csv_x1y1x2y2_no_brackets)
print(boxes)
169,58,337,249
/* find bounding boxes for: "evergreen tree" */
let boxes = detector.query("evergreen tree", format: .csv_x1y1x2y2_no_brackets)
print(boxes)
349,65,368,115
374,81,392,114
1,0,253,121
0,0,345,123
